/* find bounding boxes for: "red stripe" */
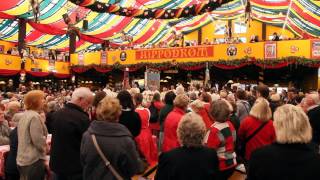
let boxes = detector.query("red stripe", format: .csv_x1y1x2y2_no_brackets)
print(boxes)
92,17,133,38
0,0,21,11
0,12,15,19
252,12,286,22
251,0,289,7
175,14,208,30
59,40,86,52
49,7,90,29
133,21,162,44
287,19,316,39
291,3,320,27
25,30,44,43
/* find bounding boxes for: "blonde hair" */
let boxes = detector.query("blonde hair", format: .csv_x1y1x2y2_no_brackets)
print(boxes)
6,101,21,113
250,97,272,122
177,113,206,147
190,99,204,112
274,104,312,144
24,90,44,111
96,96,122,122
174,94,189,109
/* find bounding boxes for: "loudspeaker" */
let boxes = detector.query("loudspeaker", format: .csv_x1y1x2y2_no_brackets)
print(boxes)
83,20,88,30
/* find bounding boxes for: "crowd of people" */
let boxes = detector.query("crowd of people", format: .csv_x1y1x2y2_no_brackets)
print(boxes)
0,82,319,180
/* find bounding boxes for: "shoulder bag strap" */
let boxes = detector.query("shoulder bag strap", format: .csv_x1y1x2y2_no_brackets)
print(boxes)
240,101,250,114
244,121,268,144
91,134,124,180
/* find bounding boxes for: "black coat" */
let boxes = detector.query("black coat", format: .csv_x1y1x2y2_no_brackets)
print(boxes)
307,105,320,144
81,120,141,180
155,146,220,180
5,128,18,174
119,110,141,137
248,143,320,180
49,103,90,174
45,111,55,134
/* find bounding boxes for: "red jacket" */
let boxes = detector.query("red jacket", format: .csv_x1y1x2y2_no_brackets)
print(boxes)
197,107,213,129
162,107,185,152
238,116,276,160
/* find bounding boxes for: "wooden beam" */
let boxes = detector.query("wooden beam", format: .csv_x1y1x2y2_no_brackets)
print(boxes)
262,22,267,41
69,31,77,54
18,18,26,57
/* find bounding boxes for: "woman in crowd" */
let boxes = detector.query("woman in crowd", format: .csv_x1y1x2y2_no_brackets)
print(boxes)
205,100,237,180
45,100,60,134
190,100,212,129
90,91,107,121
155,113,220,180
117,90,141,137
159,91,176,149
134,93,158,166
162,94,189,152
4,101,21,126
0,108,10,145
149,93,164,136
238,97,275,162
81,96,141,180
248,104,320,179
17,90,48,180
5,113,23,180
235,89,251,123
269,93,282,115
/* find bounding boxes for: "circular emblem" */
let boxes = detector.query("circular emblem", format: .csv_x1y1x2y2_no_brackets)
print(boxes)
227,45,237,57
120,51,127,61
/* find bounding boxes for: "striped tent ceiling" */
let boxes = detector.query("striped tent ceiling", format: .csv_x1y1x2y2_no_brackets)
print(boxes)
0,0,318,52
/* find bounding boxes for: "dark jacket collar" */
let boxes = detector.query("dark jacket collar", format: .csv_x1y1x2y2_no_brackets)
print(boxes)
65,103,88,116
88,120,132,137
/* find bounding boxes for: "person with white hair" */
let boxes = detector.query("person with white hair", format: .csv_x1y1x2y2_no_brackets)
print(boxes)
50,87,93,180
305,92,320,146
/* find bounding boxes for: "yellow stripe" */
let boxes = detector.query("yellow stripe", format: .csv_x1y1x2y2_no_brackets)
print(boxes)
28,34,55,45
290,10,320,30
40,3,77,24
213,6,243,15
83,15,124,35
77,42,93,52
3,0,40,15
251,1,288,9
145,0,172,9
293,0,320,21
143,23,165,44
107,18,141,39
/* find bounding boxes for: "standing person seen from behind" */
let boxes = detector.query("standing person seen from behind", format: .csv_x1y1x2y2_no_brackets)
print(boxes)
205,100,237,180
155,113,220,180
162,94,189,152
81,96,142,180
116,90,141,138
237,98,275,164
248,105,320,180
17,90,48,180
50,87,93,180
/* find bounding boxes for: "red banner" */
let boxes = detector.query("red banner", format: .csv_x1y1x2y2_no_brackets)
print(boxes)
135,46,214,60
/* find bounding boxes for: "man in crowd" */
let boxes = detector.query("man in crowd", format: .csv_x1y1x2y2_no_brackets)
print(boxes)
50,87,94,180
305,92,320,146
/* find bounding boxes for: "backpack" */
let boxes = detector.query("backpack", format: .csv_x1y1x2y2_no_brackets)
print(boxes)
149,102,159,123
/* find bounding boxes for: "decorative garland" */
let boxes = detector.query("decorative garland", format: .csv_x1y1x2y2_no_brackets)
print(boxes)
69,0,232,19
70,56,320,73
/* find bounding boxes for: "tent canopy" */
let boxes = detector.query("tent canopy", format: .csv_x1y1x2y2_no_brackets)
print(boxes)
0,0,318,51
